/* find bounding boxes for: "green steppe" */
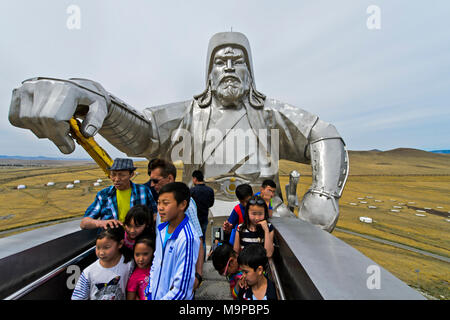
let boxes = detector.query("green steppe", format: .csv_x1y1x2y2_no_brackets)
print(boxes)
0,148,449,299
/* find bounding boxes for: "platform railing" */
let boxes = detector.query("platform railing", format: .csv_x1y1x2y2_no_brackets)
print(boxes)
5,246,96,300
268,256,286,300
270,215,426,300
0,216,427,300
0,228,97,300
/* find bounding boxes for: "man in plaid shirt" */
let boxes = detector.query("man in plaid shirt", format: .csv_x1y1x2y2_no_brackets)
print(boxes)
80,158,157,230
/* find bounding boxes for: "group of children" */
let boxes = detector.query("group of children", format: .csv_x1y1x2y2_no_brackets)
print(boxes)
72,179,278,301
73,182,198,300
72,204,155,300
213,180,278,300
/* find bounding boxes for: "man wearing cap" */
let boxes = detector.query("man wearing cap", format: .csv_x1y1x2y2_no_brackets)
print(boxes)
9,32,348,233
80,158,157,230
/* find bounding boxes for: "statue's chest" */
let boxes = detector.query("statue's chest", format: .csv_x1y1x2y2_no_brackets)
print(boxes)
201,111,275,177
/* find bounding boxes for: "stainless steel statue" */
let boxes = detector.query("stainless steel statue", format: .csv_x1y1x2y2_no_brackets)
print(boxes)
9,32,348,232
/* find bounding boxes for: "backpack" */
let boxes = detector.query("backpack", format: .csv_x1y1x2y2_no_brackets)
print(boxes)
235,204,245,225
229,204,245,246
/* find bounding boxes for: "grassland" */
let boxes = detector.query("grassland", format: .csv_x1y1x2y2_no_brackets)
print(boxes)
333,230,449,299
0,160,183,233
278,148,450,299
0,161,151,232
0,148,449,299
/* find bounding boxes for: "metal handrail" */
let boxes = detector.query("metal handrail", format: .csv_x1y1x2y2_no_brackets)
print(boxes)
268,257,286,300
4,246,96,300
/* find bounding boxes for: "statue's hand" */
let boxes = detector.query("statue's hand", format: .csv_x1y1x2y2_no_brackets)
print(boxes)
298,191,339,232
9,79,108,154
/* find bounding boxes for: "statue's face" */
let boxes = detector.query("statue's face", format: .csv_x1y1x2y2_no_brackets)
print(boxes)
209,46,251,107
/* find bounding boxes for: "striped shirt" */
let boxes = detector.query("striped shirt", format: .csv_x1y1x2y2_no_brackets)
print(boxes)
228,271,243,299
84,182,157,221
71,255,134,300
237,223,274,249
145,215,200,300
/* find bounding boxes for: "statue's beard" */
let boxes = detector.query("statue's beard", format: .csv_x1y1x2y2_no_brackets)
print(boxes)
213,77,248,107
195,74,265,109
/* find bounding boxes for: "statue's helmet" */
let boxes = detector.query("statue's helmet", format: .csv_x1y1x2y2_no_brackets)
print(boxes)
205,32,255,86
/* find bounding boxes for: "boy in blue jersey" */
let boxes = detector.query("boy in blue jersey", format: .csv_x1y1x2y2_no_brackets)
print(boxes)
145,182,199,300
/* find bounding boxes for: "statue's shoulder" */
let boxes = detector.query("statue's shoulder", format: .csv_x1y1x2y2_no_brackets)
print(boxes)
264,98,340,140
142,100,193,126
264,98,317,119
263,98,319,135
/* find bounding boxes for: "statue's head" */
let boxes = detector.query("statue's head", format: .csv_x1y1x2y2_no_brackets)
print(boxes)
195,32,265,108
209,46,250,107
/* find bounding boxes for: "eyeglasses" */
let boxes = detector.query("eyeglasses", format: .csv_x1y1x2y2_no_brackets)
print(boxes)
150,178,161,184
220,257,232,276
248,197,266,205
150,176,168,184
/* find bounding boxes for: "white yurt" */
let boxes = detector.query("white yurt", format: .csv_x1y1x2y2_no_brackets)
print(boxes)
359,217,373,223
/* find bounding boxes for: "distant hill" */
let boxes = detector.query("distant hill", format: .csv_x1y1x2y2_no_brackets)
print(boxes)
280,147,450,176
0,155,91,161
348,148,450,175
382,147,441,156
350,148,450,157
430,150,450,154
0,155,146,161
4,148,446,160
2,148,449,175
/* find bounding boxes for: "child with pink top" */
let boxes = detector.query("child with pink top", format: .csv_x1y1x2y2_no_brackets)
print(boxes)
126,236,154,300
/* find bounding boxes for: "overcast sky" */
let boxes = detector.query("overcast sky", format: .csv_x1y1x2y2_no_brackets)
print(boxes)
1,0,449,159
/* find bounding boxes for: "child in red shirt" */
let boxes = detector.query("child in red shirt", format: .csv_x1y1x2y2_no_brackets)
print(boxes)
126,236,154,300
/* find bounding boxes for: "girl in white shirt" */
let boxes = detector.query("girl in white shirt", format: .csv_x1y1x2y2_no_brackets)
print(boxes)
72,225,134,300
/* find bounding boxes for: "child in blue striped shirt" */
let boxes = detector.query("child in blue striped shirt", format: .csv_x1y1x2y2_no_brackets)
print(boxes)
71,226,134,300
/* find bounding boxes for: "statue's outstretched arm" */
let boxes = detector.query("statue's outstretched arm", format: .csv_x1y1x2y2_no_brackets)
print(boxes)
9,77,157,157
298,119,349,232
